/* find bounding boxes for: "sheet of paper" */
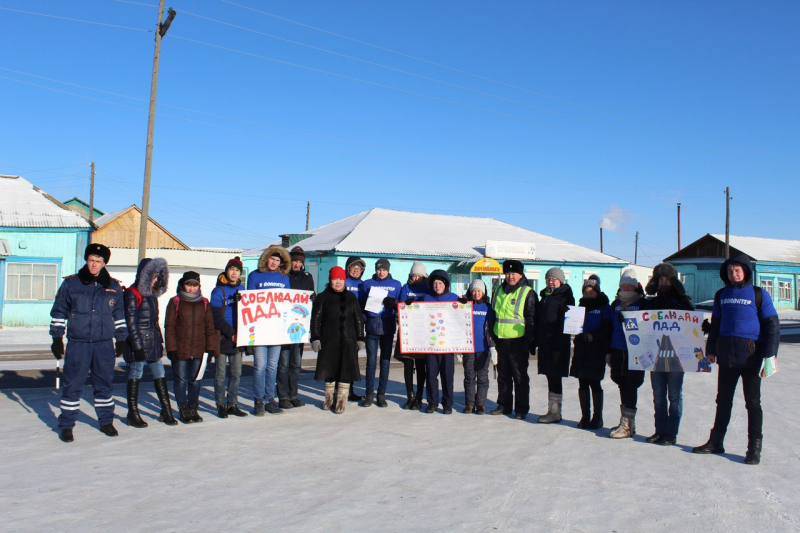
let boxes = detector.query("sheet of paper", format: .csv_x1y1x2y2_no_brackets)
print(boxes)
194,353,209,381
563,305,586,335
760,356,778,378
364,287,389,314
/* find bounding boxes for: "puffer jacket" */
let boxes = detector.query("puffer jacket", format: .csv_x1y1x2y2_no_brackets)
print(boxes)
537,283,575,377
123,258,169,363
165,291,218,360
210,272,242,355
569,292,612,381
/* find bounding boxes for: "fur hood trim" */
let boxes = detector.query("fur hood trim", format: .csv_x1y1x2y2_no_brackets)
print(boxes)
258,245,291,275
134,257,169,298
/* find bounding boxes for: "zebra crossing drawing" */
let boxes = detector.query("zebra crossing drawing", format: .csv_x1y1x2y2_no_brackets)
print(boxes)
654,334,684,372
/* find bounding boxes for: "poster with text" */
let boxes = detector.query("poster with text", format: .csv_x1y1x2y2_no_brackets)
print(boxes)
237,289,313,347
398,301,475,354
622,310,712,373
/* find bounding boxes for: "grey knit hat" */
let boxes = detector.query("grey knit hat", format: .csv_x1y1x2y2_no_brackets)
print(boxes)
410,261,427,277
545,267,565,285
469,279,487,293
619,268,639,287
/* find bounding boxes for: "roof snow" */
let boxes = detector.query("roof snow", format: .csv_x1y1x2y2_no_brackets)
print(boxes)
0,175,92,229
244,208,626,264
710,234,800,263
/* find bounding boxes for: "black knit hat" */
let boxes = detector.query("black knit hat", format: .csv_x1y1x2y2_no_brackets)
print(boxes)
502,260,524,274
84,243,111,264
290,246,306,263
180,271,201,286
375,257,391,271
225,256,243,272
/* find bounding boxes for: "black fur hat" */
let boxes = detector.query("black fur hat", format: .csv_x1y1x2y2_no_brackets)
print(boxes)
84,243,111,264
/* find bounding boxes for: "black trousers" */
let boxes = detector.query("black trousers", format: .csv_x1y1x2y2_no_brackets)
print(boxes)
713,365,763,440
495,338,530,415
402,357,427,397
609,348,645,409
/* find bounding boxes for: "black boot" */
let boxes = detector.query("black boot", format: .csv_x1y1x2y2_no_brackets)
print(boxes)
227,403,248,417
410,389,424,411
401,392,414,410
154,377,178,426
744,438,762,465
588,390,603,429
126,379,148,428
179,404,193,424
376,392,387,408
693,429,725,454
348,383,364,402
577,388,591,429
190,403,203,423
99,424,118,437
59,428,74,443
360,391,374,407
217,404,228,418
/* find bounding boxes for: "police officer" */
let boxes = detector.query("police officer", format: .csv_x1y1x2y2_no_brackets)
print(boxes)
50,243,128,443
487,260,538,419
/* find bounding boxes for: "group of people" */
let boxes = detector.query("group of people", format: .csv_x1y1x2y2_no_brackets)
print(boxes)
50,243,779,465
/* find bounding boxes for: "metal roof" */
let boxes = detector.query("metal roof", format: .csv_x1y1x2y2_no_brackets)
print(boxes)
709,234,800,263
244,208,627,264
0,175,92,229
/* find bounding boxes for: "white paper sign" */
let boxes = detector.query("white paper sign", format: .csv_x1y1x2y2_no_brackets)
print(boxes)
563,305,586,335
236,289,313,347
364,287,388,314
398,301,475,354
622,310,712,373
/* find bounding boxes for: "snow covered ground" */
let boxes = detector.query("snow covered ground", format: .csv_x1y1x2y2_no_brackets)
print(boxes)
1,346,798,532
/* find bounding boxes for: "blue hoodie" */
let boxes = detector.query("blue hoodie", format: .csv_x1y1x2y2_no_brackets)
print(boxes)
471,300,495,352
399,279,429,302
247,270,289,291
421,270,458,303
362,273,402,335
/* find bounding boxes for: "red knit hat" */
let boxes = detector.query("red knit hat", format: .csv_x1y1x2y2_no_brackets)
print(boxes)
329,266,346,281
226,256,243,272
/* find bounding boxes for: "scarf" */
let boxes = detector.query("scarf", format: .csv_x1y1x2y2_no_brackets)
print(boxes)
617,290,640,307
178,289,203,302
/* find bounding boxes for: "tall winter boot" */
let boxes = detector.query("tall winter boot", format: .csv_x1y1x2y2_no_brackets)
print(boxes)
401,391,414,410
537,393,563,424
154,377,178,426
334,383,349,414
576,388,591,429
321,382,336,411
744,438,762,465
588,390,604,430
693,429,726,454
126,379,148,428
609,406,636,439
189,403,203,423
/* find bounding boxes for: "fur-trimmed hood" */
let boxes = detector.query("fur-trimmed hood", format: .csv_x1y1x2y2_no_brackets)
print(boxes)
258,245,291,276
645,262,685,296
133,257,169,297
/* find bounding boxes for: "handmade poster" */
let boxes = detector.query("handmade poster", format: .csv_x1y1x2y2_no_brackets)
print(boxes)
236,289,313,347
563,305,586,335
622,309,712,372
364,287,388,315
398,301,475,354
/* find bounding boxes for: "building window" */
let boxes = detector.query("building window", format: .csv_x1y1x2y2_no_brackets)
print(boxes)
6,262,59,300
525,270,540,293
760,279,774,299
778,281,791,301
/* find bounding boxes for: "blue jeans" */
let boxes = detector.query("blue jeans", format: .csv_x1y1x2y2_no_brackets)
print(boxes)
173,358,203,405
278,343,303,400
253,345,281,402
365,333,393,394
128,359,165,380
651,371,684,436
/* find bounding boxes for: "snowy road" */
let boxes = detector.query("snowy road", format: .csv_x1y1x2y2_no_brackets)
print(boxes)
1,346,798,532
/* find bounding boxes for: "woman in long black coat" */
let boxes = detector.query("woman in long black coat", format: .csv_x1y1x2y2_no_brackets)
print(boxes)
310,266,365,413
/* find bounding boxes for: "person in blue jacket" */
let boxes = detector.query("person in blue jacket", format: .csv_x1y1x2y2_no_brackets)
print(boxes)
693,254,780,465
49,243,128,443
396,261,430,410
462,279,495,415
360,258,402,408
247,245,291,416
344,256,367,401
421,270,461,414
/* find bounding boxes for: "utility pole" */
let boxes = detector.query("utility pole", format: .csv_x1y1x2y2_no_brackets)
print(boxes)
677,203,682,251
599,227,603,253
306,201,310,231
634,231,639,264
89,161,95,224
725,187,731,259
137,2,176,263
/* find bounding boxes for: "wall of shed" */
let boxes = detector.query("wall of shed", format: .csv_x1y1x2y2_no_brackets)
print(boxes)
92,209,188,249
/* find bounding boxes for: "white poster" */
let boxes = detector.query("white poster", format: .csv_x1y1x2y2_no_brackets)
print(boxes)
563,305,586,335
364,287,388,315
236,289,313,347
622,310,712,373
398,301,475,354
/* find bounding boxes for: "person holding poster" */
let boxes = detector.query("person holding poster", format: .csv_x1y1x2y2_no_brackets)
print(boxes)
463,279,495,415
421,270,460,414
536,267,575,424
487,260,537,420
569,276,612,429
642,263,694,446
607,269,646,439
396,262,430,410
693,254,780,465
360,258,402,408
310,266,365,414
164,272,218,424
345,256,367,402
247,245,291,416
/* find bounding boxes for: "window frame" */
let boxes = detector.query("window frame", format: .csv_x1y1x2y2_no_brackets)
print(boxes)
5,260,60,301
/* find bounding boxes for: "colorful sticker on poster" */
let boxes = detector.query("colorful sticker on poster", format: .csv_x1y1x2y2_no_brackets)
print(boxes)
236,289,313,347
398,301,475,354
622,310,712,373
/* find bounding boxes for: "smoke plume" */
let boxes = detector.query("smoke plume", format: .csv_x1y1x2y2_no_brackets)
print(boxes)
598,205,631,231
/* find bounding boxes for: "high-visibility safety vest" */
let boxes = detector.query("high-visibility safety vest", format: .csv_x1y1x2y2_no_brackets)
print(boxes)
492,285,531,339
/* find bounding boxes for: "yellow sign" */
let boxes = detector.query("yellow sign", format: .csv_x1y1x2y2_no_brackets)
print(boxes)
471,257,503,274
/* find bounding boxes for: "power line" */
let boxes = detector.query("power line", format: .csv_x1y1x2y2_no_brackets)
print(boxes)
0,6,151,32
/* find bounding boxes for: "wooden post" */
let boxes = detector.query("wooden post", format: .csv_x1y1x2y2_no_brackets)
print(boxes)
306,201,310,231
89,161,95,224
725,187,730,259
600,227,603,253
634,231,639,264
677,203,681,251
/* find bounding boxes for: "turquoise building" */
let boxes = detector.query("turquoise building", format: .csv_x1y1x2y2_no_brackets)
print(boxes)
0,176,93,326
242,209,629,297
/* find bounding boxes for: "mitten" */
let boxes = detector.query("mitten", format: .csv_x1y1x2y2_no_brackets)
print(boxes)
51,337,64,360
311,340,321,352
490,347,498,366
357,340,366,351
115,340,126,357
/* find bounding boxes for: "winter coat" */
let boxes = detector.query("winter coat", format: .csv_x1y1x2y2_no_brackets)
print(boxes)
399,278,429,302
164,292,218,360
487,276,538,349
210,272,242,355
123,258,169,363
707,254,780,368
345,256,366,302
288,267,316,293
537,284,575,377
247,245,291,290
609,294,645,376
362,273,402,336
311,286,364,382
569,293,612,380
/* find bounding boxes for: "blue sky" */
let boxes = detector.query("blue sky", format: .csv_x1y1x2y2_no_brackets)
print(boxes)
1,1,798,265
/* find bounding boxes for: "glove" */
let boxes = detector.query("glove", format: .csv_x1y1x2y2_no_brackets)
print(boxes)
115,340,126,358
701,319,711,334
456,354,463,363
311,340,321,352
458,297,469,304
357,340,366,351
618,312,625,323
404,298,415,305
382,297,396,308
234,292,242,302
134,349,146,362
167,351,178,362
310,293,316,301
490,347,498,366
51,338,64,360
244,346,255,356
